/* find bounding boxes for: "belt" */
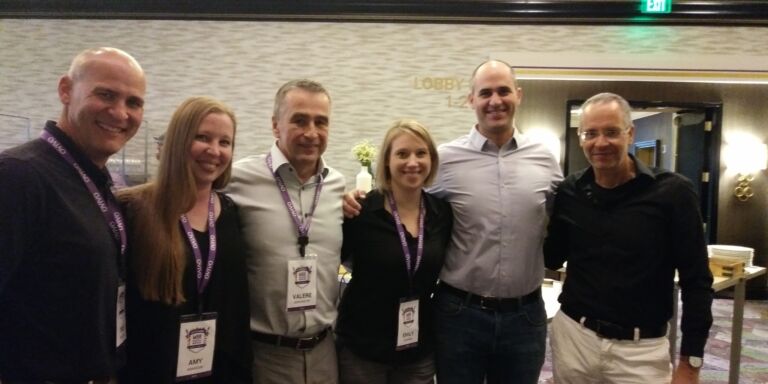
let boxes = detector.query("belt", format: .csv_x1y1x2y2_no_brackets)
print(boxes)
251,328,329,350
562,306,667,341
439,283,540,312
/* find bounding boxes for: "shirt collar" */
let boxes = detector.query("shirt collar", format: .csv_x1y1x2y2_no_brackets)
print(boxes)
269,141,329,179
631,153,656,180
366,189,442,216
44,121,112,186
575,153,656,186
468,124,521,152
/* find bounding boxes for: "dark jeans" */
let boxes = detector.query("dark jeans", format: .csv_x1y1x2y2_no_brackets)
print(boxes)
433,288,547,384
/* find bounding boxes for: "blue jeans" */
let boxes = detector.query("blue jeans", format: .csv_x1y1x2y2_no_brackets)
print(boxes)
433,288,547,384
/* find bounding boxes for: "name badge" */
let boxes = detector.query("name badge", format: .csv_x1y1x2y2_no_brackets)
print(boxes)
286,256,318,312
176,313,217,381
396,298,419,350
116,284,127,347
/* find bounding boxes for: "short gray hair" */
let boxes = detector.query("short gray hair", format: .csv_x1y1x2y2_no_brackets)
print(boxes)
273,79,331,119
579,92,633,131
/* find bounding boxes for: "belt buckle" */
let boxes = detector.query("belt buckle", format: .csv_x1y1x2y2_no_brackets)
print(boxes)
478,296,495,310
595,319,630,340
294,335,316,350
593,319,613,339
296,330,326,350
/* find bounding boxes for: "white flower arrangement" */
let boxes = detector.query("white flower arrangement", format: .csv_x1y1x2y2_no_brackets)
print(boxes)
351,140,377,167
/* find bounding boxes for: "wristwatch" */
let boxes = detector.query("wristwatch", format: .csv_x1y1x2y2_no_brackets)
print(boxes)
683,355,703,369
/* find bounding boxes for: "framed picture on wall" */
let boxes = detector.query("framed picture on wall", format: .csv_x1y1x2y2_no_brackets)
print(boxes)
633,139,660,167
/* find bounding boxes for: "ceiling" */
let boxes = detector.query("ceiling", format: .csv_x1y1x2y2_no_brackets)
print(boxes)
2,0,768,25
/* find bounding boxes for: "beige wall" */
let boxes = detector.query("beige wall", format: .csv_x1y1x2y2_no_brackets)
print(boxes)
1,19,767,293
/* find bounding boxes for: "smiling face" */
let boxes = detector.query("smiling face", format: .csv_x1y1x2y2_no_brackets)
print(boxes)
272,88,330,179
58,51,146,167
188,113,235,188
579,101,634,173
468,61,522,142
387,132,432,194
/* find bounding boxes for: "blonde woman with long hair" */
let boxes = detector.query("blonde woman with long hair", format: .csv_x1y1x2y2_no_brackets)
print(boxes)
118,97,251,383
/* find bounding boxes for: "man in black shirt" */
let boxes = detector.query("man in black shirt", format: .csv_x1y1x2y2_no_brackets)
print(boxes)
0,47,146,383
544,92,713,384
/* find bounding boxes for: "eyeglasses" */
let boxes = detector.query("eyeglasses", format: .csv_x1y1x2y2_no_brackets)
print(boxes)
578,128,627,142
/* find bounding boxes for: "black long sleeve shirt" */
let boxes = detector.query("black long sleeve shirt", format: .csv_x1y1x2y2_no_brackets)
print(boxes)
119,194,252,384
336,189,453,364
0,122,125,380
544,158,713,357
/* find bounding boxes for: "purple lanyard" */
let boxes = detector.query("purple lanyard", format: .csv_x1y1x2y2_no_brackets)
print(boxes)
179,193,218,295
386,191,425,287
266,153,324,258
41,131,126,259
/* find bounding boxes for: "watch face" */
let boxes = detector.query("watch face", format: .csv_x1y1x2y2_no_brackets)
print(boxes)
689,356,703,368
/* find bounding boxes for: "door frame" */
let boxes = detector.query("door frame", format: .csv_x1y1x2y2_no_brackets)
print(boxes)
565,99,723,243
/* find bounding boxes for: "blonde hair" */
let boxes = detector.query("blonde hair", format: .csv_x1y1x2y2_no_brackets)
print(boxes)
579,92,633,132
118,96,236,304
375,119,439,192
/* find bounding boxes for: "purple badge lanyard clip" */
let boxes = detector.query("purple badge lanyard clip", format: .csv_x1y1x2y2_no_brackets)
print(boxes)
266,153,324,258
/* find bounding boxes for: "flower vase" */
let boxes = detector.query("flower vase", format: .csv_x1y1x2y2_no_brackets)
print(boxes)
356,165,372,193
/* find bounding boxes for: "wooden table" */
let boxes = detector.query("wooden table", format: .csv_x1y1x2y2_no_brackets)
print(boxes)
669,265,767,384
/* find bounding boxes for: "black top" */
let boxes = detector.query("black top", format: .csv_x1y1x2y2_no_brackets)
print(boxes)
544,157,713,357
0,122,125,380
120,193,252,383
336,189,453,364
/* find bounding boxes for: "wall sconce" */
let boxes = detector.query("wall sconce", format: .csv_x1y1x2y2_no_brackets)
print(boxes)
723,134,767,201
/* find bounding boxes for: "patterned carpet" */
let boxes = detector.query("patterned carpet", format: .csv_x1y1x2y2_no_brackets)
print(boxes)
538,299,768,383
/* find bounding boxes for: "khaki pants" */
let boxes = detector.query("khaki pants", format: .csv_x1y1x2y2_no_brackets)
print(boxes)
251,333,338,384
550,311,672,384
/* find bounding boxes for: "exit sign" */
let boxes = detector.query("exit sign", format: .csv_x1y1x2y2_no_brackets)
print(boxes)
641,0,672,13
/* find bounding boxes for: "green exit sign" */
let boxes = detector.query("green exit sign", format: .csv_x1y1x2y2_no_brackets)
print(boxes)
640,0,672,13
